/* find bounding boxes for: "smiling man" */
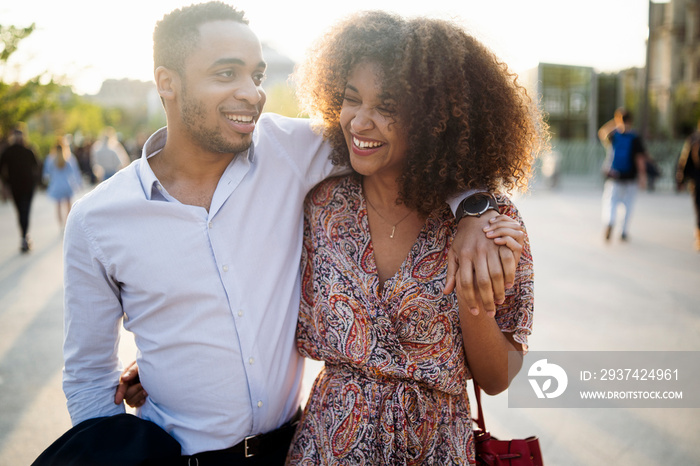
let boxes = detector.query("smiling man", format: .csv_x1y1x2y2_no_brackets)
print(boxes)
50,2,518,465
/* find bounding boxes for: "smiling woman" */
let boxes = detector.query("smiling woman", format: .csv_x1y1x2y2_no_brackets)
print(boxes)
288,10,543,465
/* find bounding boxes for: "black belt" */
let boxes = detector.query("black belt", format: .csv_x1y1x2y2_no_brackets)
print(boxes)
183,408,302,464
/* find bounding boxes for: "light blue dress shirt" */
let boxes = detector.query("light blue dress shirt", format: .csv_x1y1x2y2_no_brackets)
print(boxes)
62,114,337,455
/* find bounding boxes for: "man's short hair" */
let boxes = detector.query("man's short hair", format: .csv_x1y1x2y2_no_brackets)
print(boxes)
153,2,248,74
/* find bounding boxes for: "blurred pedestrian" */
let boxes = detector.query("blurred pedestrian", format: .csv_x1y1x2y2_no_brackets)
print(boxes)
43,137,82,229
676,121,700,251
74,138,96,184
598,108,648,242
0,127,40,252
90,127,130,182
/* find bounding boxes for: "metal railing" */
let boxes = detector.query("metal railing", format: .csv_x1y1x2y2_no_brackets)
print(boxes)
537,140,684,191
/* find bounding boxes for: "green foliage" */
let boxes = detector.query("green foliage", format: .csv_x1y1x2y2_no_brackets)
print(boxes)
263,82,303,117
0,23,62,141
0,78,61,139
0,23,35,63
672,83,700,137
63,100,106,139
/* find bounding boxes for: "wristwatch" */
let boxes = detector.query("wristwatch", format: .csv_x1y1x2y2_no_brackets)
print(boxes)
455,193,499,220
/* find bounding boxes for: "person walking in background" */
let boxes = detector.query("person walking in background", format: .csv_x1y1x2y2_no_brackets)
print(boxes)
0,127,40,253
598,108,648,242
90,127,130,182
42,137,82,230
74,137,96,184
676,121,700,251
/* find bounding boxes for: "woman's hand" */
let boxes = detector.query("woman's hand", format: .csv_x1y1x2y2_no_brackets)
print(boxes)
114,361,148,408
445,211,525,316
484,214,525,289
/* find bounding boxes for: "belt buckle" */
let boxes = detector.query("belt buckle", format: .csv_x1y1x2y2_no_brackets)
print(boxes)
244,434,256,458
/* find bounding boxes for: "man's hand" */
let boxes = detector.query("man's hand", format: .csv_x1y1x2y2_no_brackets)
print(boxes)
444,211,524,317
114,361,147,408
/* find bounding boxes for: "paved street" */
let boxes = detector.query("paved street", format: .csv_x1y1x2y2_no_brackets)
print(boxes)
0,178,698,465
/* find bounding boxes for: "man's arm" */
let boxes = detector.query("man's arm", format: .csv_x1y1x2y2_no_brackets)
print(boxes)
272,116,521,314
63,208,126,425
676,139,694,189
636,152,648,189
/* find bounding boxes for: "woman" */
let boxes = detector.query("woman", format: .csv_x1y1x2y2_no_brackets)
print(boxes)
288,11,545,464
42,137,82,229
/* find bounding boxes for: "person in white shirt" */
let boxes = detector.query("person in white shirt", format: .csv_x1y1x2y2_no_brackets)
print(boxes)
90,127,131,181
53,2,521,465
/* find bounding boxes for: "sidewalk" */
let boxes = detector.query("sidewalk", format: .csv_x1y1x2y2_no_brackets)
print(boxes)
0,181,698,465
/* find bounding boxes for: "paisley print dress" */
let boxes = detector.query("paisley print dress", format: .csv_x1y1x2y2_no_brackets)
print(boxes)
288,175,534,465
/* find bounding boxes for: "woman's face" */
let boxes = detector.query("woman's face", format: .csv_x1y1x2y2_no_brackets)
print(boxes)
339,61,408,181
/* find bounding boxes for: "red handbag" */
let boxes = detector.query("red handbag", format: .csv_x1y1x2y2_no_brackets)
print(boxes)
472,383,543,466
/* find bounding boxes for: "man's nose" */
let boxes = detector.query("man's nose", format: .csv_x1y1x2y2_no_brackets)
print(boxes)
234,78,264,106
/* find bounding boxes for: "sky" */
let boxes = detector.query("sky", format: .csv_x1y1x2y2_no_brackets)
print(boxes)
1,0,656,95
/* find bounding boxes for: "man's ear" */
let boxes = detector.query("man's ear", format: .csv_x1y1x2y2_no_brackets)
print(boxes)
155,66,179,102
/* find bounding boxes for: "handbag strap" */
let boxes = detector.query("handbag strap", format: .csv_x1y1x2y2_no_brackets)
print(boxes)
473,381,487,432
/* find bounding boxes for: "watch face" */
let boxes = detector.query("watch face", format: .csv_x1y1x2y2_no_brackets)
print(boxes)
462,194,490,214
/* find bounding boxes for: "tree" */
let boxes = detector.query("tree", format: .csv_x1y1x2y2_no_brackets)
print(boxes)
0,23,61,139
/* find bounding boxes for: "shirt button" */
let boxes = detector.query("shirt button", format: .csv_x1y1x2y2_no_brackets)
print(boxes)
249,357,255,365
237,310,244,317
222,265,229,272
208,221,213,229
257,401,263,408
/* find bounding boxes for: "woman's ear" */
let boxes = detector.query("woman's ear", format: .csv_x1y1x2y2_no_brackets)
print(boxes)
154,66,179,102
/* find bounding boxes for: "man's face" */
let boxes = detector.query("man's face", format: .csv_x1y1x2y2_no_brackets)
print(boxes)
178,20,267,155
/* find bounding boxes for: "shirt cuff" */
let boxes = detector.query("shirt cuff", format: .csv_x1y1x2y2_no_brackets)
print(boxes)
447,189,488,216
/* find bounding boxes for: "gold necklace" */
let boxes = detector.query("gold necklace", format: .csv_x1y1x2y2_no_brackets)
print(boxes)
365,195,413,239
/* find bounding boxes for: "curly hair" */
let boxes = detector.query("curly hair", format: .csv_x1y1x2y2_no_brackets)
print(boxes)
153,2,248,74
295,11,548,216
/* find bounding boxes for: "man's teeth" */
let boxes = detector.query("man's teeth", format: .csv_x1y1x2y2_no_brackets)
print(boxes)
226,114,254,123
353,137,383,149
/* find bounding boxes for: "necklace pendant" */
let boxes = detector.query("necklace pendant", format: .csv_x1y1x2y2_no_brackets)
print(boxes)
390,226,396,239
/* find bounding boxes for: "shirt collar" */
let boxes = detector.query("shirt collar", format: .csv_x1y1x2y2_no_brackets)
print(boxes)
137,126,254,201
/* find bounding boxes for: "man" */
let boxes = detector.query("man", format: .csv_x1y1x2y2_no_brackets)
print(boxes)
598,108,648,242
676,121,700,251
58,3,519,464
0,127,40,253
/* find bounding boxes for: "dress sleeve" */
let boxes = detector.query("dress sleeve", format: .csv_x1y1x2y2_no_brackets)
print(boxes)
493,196,534,352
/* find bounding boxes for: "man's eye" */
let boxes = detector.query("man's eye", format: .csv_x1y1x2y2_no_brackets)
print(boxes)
218,70,235,78
253,73,267,86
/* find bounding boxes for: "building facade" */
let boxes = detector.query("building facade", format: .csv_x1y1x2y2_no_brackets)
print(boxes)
526,63,598,141
648,0,700,135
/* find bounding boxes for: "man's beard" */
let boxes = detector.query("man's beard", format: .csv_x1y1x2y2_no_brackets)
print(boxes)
180,91,252,155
